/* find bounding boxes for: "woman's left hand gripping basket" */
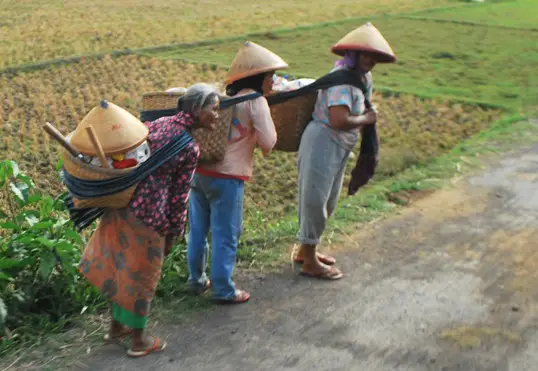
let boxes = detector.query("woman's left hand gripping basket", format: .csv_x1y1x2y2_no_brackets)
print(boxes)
45,100,151,209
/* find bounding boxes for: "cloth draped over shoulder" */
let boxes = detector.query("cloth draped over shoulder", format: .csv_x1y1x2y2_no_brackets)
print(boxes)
65,69,379,231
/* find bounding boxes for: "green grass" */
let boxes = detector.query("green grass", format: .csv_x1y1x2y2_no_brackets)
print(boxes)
145,17,538,110
409,0,538,30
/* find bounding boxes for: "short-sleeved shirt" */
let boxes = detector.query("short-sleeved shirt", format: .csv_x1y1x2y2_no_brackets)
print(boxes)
311,66,373,151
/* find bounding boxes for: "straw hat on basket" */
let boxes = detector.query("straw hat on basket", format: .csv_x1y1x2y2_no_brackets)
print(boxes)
331,22,396,63
70,100,149,156
225,41,289,84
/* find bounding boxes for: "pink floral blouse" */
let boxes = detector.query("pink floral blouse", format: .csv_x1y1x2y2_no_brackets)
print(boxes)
129,112,200,237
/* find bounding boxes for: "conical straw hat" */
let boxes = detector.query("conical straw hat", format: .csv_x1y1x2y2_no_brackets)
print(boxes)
225,41,289,84
70,100,149,156
331,22,396,63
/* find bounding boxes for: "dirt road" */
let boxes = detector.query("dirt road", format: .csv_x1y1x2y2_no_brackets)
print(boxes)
82,145,538,371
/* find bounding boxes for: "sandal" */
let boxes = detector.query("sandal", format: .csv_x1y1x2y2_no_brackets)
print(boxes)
103,329,133,344
294,253,336,266
300,266,344,281
213,289,251,304
127,336,167,358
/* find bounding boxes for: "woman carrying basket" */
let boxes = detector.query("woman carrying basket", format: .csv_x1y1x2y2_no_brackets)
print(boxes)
78,83,220,357
186,42,288,303
294,23,396,280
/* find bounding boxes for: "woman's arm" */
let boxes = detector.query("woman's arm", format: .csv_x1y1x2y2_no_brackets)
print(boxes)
250,97,277,157
329,106,377,131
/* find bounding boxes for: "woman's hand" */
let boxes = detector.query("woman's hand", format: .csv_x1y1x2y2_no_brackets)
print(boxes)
329,106,377,130
362,109,378,125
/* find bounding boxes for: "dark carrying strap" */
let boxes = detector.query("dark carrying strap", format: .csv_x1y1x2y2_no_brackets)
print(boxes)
140,68,379,158
139,69,374,121
67,70,380,230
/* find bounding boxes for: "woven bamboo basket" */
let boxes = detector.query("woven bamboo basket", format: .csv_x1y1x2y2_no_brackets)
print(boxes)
141,91,183,111
141,91,232,163
62,148,138,209
269,92,318,152
142,89,318,156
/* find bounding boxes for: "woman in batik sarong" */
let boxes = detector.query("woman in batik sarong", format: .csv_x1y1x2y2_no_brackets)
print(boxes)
78,83,219,357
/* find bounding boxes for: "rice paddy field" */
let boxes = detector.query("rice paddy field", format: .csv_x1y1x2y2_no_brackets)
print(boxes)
1,0,535,218
150,17,538,109
0,54,503,220
0,0,455,69
1,0,536,220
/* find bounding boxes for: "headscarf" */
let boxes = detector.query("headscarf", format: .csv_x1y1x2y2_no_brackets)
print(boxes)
177,83,220,116
334,51,358,69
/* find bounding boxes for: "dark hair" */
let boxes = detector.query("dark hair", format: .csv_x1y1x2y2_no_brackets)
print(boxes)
226,72,269,96
177,92,219,113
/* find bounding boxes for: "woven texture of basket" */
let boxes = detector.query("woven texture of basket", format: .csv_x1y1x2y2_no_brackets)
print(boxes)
142,91,232,163
270,91,318,152
141,91,182,111
62,149,138,209
142,89,318,156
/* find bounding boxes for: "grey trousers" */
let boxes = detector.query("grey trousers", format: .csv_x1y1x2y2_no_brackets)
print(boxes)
297,122,350,245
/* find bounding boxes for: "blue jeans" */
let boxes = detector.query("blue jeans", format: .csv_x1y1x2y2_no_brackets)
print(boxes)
187,173,244,300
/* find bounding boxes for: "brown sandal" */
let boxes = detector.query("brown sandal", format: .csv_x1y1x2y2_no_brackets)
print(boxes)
294,253,336,266
213,289,251,304
300,266,343,280
127,336,167,358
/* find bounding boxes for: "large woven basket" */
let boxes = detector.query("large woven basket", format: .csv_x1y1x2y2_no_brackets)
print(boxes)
141,91,232,163
141,89,319,156
62,149,138,209
269,92,318,152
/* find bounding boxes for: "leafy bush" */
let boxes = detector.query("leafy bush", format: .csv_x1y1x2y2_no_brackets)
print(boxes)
0,160,101,352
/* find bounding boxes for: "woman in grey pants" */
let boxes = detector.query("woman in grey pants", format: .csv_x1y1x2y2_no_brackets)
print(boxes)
294,23,397,279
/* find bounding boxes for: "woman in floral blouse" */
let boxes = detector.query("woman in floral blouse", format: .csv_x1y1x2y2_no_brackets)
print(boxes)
78,83,219,357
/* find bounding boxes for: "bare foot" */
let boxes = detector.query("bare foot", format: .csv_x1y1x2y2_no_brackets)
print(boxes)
294,248,336,265
104,321,132,343
131,333,161,351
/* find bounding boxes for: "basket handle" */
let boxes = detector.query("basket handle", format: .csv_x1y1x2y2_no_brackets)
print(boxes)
85,125,111,168
43,122,83,160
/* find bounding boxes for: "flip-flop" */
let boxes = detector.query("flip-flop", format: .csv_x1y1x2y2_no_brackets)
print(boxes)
300,266,344,280
103,329,133,344
213,289,251,304
294,253,336,266
127,336,167,358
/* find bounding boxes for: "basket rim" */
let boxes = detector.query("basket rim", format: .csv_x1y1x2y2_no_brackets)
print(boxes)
63,149,138,177
142,91,185,98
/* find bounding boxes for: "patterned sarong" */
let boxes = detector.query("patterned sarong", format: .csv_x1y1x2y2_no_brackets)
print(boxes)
78,208,165,321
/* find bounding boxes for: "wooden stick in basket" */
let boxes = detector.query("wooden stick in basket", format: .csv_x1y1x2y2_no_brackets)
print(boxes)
43,122,84,160
85,125,111,168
